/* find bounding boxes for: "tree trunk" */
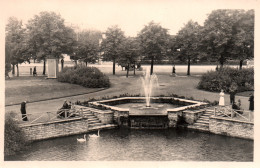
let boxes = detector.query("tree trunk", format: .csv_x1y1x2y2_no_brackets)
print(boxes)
16,64,19,77
12,64,15,75
85,61,88,67
150,57,154,75
43,58,46,75
113,59,116,75
133,62,136,75
239,60,243,70
187,58,190,76
126,63,129,78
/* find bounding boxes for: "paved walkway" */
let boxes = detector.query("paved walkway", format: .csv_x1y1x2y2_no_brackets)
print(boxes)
5,75,251,120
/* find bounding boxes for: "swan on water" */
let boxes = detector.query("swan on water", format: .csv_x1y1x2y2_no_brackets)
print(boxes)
89,130,100,138
77,134,86,142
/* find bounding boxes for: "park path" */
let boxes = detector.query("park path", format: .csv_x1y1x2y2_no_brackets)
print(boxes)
5,75,251,117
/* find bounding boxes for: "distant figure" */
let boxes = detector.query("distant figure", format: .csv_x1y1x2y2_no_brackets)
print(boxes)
216,65,219,71
61,58,64,71
219,89,225,106
229,91,236,105
33,66,37,76
249,93,254,111
20,101,28,121
172,65,176,76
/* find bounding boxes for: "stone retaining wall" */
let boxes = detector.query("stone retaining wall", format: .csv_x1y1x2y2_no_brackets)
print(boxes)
209,116,254,140
20,117,88,141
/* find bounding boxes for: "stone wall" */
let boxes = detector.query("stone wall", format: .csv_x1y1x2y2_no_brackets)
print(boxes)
209,117,254,140
20,117,88,141
183,109,205,124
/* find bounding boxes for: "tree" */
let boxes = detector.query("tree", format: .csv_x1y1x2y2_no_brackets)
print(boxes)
75,30,102,66
101,25,125,75
26,11,76,75
5,44,12,78
230,10,254,69
172,20,202,75
118,37,140,77
138,21,170,75
202,10,241,68
5,17,28,77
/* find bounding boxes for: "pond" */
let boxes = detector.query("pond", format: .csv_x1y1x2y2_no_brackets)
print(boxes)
5,128,253,161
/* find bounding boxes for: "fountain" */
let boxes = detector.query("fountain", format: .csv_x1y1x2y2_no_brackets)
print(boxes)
88,68,207,128
140,68,158,107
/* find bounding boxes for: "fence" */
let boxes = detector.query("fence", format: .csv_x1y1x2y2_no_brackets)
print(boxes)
214,105,253,122
16,108,85,125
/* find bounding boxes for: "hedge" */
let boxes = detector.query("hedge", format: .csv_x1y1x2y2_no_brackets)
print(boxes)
5,112,29,156
197,67,254,93
57,65,110,88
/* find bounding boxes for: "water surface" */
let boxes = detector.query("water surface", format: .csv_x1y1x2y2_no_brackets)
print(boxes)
5,128,253,161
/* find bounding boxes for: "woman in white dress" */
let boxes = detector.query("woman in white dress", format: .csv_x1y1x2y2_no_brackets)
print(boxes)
219,89,225,106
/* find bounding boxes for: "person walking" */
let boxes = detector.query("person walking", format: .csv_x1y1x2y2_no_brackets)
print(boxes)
20,101,28,121
249,93,254,111
219,89,225,106
33,66,37,76
172,65,176,76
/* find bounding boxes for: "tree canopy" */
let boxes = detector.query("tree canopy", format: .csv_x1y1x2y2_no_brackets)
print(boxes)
138,21,170,74
75,29,102,66
101,25,125,75
172,20,202,75
202,9,254,68
118,37,140,77
26,11,76,74
5,17,27,76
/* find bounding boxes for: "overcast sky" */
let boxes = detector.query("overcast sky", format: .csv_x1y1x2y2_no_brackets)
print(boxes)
2,0,257,36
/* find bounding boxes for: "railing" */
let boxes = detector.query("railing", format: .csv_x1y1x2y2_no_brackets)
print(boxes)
17,108,85,125
214,106,253,122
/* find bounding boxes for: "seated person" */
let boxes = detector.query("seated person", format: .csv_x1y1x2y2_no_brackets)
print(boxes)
57,100,70,118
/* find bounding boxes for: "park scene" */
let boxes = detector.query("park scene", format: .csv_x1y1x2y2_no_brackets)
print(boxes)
4,1,254,163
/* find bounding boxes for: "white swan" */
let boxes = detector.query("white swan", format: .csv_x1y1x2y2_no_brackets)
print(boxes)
77,134,86,142
89,130,100,138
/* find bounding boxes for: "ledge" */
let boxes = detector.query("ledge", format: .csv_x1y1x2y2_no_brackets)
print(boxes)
210,116,254,124
19,116,85,127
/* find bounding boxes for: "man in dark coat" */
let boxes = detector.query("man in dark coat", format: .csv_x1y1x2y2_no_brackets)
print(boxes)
172,65,176,76
249,93,254,111
33,66,37,76
230,91,236,105
21,101,28,121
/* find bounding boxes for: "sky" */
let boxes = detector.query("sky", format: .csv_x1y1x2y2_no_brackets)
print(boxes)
1,0,258,36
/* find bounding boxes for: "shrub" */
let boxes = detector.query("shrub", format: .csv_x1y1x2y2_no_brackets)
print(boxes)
5,112,29,156
198,67,254,93
57,65,110,88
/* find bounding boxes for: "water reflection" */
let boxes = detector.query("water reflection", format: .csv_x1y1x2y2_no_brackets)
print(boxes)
5,128,253,161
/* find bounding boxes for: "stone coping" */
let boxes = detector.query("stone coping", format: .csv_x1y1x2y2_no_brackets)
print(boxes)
19,116,85,127
182,109,206,114
89,97,207,113
74,105,114,114
210,116,254,124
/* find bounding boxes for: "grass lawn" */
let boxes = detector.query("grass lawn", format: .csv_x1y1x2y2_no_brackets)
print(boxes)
5,76,105,106
5,68,253,123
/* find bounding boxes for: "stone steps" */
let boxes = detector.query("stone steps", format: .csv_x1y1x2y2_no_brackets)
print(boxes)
188,108,214,132
81,109,103,127
80,107,118,130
